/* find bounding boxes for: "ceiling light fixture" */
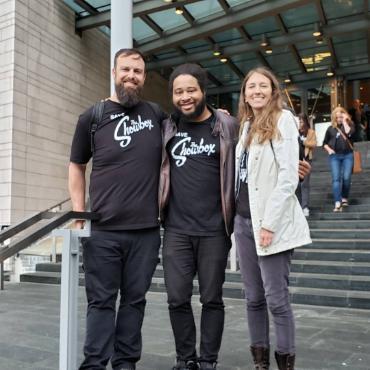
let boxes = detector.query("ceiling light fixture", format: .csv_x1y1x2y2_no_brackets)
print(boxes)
313,22,322,37
265,46,272,54
260,34,269,47
326,67,334,77
163,0,173,2
284,74,291,83
175,7,183,15
213,44,221,56
316,36,324,44
220,56,228,63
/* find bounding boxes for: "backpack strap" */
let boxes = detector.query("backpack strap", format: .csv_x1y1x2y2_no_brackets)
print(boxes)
90,101,105,153
147,101,163,125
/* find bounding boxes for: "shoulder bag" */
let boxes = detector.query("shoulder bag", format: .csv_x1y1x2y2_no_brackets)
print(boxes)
336,128,362,173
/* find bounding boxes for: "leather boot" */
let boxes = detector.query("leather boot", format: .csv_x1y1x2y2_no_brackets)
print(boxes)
250,346,270,369
274,352,295,370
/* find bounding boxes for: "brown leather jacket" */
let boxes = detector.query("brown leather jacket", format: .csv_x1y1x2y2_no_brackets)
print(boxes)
159,107,239,236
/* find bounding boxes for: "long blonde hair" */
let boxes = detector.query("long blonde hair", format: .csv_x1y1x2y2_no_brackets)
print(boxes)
331,106,352,129
238,67,283,147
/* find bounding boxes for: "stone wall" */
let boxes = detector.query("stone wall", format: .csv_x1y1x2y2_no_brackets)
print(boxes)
0,0,15,226
2,0,110,224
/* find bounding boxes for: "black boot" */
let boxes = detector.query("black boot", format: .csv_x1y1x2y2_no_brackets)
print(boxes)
172,360,199,370
250,346,270,369
198,361,217,369
274,352,295,370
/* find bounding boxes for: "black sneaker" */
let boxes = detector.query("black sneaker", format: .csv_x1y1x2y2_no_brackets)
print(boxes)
199,362,217,369
172,360,199,370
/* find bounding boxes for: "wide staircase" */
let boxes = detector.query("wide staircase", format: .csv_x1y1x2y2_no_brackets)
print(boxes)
20,142,370,309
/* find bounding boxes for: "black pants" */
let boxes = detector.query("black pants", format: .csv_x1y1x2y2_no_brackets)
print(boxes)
79,228,160,370
162,230,231,364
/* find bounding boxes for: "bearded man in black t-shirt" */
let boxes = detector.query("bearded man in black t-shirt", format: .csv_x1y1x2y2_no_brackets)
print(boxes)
159,64,239,370
69,49,166,370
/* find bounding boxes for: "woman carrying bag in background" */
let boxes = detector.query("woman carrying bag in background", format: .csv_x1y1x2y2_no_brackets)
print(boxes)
323,107,355,212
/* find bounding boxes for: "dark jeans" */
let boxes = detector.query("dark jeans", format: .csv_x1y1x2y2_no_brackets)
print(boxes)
79,228,160,370
234,215,295,354
329,152,353,203
162,231,231,364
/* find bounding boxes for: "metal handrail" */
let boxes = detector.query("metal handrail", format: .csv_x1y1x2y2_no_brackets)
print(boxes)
0,198,71,244
0,198,99,370
0,211,99,263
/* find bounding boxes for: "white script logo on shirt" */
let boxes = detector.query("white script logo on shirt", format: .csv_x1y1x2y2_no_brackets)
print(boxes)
114,114,154,148
171,132,216,167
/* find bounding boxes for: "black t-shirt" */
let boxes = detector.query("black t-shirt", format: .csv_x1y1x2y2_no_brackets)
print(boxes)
70,99,165,230
236,150,251,219
334,125,352,154
165,114,224,235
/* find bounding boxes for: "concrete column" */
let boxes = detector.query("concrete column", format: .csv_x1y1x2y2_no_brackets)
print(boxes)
301,89,307,115
330,78,338,111
352,80,360,100
111,0,133,93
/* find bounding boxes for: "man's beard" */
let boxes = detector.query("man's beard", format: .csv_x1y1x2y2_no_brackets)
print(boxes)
174,96,207,121
115,82,142,108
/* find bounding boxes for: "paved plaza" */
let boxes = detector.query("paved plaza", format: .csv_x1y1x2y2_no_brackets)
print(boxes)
0,282,369,370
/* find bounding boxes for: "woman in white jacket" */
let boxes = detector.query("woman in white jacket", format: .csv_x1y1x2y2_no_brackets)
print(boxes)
234,67,311,370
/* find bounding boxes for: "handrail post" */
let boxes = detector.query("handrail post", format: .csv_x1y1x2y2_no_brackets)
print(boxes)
230,234,238,272
0,262,4,290
53,222,91,370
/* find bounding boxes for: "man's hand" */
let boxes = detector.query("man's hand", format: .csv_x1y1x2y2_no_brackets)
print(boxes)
298,160,311,180
74,220,85,229
260,228,274,247
217,108,230,116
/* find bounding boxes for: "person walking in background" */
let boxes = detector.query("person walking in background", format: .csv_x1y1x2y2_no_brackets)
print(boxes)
364,103,370,140
348,99,367,142
234,67,311,370
323,107,355,212
298,113,317,217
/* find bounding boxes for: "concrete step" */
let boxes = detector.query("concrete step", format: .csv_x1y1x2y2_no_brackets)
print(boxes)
310,204,370,212
308,220,370,229
310,198,370,206
309,228,370,239
309,239,370,249
140,277,370,309
289,272,370,291
289,286,370,309
21,264,370,309
35,262,83,273
291,260,370,276
309,185,370,193
20,271,84,285
22,267,370,293
294,248,370,262
308,212,370,220
310,194,370,202
310,174,370,182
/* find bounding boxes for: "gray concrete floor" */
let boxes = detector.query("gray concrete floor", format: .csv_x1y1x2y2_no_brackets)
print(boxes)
0,282,369,370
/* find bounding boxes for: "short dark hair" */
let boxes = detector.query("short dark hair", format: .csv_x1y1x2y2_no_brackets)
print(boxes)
114,48,146,69
168,63,208,94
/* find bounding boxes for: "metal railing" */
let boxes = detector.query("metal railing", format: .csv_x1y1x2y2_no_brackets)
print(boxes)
0,200,99,370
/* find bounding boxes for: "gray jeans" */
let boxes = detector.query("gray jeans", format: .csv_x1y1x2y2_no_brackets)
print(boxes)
234,215,295,354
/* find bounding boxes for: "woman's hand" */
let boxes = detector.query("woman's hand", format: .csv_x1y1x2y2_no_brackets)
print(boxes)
342,113,352,133
324,144,335,155
327,148,335,155
260,228,274,247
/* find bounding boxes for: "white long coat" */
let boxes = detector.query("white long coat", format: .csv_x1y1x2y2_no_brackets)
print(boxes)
235,110,312,256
